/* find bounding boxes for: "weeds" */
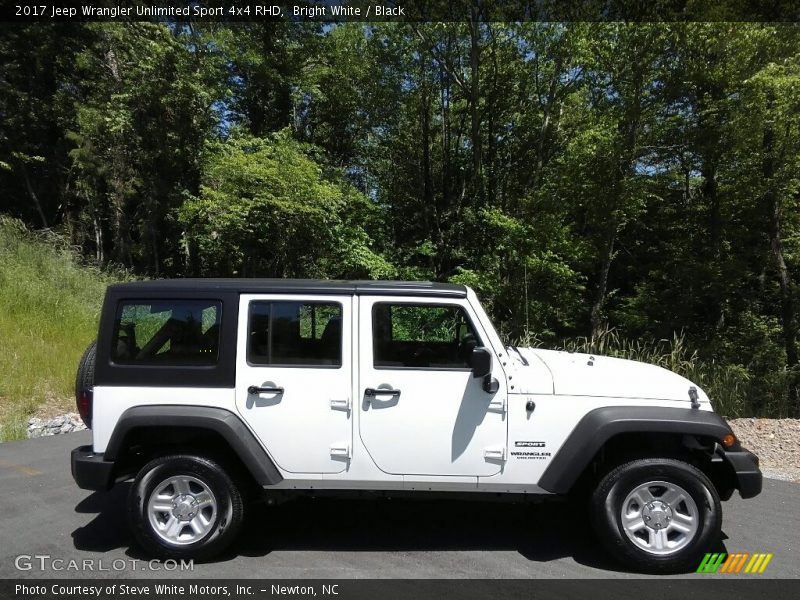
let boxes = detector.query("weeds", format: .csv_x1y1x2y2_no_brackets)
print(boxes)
0,217,124,441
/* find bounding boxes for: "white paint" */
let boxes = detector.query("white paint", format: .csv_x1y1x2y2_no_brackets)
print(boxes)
518,348,712,404
235,294,353,474
91,386,238,453
91,285,717,495
356,295,508,477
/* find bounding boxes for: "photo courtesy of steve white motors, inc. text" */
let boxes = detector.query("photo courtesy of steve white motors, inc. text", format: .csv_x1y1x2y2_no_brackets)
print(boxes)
14,583,340,597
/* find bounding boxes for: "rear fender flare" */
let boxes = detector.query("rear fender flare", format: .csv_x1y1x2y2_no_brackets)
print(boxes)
105,405,283,487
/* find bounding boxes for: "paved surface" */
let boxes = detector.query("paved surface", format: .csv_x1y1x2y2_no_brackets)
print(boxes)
0,431,797,579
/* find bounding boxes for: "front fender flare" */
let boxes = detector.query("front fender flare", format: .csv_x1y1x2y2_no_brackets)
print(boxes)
538,406,733,494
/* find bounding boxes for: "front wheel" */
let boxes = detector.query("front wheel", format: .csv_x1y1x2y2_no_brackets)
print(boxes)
591,458,721,573
128,455,244,560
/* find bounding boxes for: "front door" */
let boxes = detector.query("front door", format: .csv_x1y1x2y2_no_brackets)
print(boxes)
358,297,507,477
236,294,352,474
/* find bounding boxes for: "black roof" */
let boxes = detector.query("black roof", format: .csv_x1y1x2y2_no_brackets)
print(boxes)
107,279,467,298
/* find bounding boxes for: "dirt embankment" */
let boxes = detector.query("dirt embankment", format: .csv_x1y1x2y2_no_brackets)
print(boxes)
729,418,800,482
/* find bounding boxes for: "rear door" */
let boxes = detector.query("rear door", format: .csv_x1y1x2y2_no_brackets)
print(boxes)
358,296,507,477
236,294,353,474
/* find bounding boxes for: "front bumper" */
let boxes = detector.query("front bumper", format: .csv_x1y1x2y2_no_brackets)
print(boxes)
71,445,115,491
720,446,762,499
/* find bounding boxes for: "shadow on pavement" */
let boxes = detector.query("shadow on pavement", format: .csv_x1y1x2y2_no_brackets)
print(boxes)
72,483,132,553
72,490,728,573
234,497,628,572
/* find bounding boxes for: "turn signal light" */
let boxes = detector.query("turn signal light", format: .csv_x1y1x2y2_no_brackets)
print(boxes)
722,433,736,447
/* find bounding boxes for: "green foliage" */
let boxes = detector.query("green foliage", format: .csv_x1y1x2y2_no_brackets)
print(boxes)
449,206,586,341
1,22,799,418
178,132,394,279
0,217,125,441
64,23,221,272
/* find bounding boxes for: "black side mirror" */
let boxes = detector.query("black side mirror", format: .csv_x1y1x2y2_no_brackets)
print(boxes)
471,346,492,379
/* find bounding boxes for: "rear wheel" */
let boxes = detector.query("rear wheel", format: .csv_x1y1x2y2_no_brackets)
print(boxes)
591,458,721,573
128,454,244,560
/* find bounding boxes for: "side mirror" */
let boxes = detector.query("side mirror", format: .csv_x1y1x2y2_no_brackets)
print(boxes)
470,346,492,379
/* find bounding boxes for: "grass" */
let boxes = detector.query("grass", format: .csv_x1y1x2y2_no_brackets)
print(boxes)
0,217,124,441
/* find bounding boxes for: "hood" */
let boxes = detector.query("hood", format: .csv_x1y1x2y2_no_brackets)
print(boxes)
513,347,709,404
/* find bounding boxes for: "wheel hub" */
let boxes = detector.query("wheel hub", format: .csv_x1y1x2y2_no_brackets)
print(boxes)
147,474,217,545
641,500,672,530
172,494,198,521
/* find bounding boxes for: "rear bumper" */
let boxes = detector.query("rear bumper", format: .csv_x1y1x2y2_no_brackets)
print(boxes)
721,447,762,499
71,445,115,491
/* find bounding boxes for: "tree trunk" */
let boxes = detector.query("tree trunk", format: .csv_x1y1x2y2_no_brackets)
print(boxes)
590,216,617,338
468,7,482,181
19,163,48,228
103,45,133,267
589,59,644,338
93,216,104,264
701,154,725,330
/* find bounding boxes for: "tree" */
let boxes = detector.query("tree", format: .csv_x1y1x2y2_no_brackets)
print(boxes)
178,132,393,279
67,23,219,271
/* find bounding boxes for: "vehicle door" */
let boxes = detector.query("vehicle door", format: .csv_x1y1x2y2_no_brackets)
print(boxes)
357,297,507,476
236,294,353,474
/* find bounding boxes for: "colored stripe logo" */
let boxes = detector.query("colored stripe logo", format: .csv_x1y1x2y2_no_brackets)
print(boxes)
697,553,773,574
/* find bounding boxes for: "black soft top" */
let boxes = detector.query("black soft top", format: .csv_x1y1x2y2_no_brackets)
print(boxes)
107,279,467,298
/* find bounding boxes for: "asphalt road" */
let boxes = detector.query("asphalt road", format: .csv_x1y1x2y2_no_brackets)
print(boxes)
0,431,797,579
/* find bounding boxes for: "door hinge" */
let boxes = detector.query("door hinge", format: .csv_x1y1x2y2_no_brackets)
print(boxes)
330,444,351,458
483,446,506,461
487,396,506,414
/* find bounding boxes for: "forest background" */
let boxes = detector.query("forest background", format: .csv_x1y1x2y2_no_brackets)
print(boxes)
1,18,799,424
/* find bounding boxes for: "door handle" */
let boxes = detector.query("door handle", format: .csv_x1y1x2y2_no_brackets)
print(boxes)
330,444,351,458
364,387,401,408
330,398,351,411
248,385,284,395
364,388,401,398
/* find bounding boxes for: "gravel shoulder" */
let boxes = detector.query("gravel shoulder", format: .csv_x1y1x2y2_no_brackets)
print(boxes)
729,418,800,482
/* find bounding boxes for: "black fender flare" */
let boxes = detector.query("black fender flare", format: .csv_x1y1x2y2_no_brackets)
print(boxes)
537,406,734,494
105,405,283,487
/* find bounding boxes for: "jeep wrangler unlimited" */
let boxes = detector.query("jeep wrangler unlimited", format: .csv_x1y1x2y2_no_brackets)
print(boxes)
71,279,761,571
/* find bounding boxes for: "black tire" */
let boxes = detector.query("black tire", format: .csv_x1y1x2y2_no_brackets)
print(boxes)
591,458,721,574
128,454,245,560
75,340,96,399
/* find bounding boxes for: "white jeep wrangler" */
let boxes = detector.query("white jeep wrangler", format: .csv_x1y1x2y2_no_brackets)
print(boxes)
71,279,761,572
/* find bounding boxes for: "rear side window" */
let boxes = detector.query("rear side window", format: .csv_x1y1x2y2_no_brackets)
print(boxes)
372,303,480,369
112,300,221,366
248,301,342,367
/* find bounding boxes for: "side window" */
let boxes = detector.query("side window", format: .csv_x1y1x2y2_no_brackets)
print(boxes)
112,300,221,365
248,301,342,367
372,303,480,369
